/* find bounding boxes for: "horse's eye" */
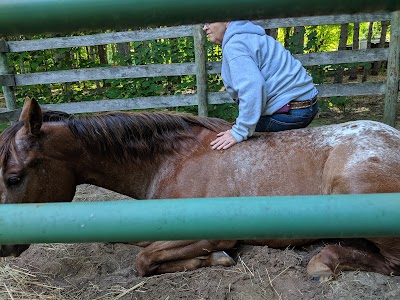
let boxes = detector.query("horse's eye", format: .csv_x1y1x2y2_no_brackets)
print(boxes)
7,176,21,187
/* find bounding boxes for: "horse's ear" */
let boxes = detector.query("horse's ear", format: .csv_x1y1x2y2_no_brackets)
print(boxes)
19,97,43,136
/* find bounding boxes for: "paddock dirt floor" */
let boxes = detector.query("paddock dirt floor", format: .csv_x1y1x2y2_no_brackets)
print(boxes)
1,93,400,300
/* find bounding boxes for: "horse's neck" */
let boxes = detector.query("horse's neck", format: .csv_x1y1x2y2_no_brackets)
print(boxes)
74,150,167,199
51,120,217,199
87,162,161,199
79,126,214,200
40,123,155,199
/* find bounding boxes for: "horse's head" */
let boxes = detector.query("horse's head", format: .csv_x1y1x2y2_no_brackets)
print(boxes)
0,97,80,256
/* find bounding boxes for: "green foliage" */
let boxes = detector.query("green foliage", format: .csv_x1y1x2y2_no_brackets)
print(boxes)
318,96,353,116
208,103,238,122
6,35,199,106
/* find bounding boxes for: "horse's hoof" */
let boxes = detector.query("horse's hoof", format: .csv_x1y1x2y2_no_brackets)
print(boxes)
307,256,334,282
207,251,235,267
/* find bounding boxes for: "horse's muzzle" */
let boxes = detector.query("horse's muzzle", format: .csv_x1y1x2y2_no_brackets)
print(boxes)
0,244,30,257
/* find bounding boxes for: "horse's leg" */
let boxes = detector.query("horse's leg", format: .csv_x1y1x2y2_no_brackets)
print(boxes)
313,145,400,281
307,238,400,282
135,240,237,276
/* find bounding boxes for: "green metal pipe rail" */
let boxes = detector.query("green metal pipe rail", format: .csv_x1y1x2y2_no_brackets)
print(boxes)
1,0,400,36
0,2,399,245
0,193,399,244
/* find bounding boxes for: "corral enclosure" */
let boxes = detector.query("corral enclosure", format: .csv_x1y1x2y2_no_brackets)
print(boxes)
0,2,400,300
0,12,399,126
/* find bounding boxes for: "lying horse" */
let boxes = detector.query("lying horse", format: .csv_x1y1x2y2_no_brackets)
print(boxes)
1,97,400,281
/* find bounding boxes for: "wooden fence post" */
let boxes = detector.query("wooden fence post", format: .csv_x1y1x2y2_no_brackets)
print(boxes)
193,25,208,117
383,11,400,127
0,41,17,111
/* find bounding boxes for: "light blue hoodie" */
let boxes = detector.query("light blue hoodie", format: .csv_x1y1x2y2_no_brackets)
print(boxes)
221,21,318,142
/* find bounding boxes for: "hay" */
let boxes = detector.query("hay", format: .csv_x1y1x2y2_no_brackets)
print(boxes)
0,262,63,300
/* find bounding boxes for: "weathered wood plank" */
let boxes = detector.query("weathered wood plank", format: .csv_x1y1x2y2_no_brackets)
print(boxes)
315,82,386,97
0,74,16,86
0,94,199,122
39,94,199,114
0,82,387,122
254,12,391,28
7,26,194,52
296,48,389,66
0,108,21,122
0,41,9,53
6,13,391,52
208,82,386,104
4,82,385,120
206,48,389,74
14,63,196,86
5,48,389,87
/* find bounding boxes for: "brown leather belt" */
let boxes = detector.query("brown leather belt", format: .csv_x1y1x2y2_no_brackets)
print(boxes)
289,96,318,109
274,96,318,114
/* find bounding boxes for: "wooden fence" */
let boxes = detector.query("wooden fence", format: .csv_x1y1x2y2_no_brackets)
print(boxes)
0,12,399,125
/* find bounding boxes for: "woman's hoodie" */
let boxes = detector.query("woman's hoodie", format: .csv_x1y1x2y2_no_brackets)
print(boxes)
221,20,318,142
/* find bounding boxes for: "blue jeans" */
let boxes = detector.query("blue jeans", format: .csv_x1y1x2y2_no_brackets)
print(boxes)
255,102,319,132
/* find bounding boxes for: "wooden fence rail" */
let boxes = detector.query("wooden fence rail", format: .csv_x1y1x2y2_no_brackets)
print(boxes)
0,12,399,125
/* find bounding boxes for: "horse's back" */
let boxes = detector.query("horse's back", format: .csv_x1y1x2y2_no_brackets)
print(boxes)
201,120,400,197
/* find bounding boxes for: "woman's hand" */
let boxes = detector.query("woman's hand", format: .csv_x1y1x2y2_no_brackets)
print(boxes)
210,130,238,150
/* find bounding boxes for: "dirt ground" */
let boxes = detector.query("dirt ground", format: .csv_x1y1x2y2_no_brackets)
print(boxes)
1,92,400,300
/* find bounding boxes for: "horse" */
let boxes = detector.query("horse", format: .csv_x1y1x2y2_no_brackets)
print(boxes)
1,97,400,282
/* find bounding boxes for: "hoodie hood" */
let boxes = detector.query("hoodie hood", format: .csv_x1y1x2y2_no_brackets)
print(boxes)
222,21,266,49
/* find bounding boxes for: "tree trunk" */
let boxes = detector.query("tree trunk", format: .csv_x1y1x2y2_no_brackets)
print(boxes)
371,21,389,75
334,23,349,83
293,26,305,54
266,28,278,39
116,42,131,65
362,22,374,82
284,27,292,47
88,46,102,91
97,45,108,65
97,45,110,87
348,23,360,80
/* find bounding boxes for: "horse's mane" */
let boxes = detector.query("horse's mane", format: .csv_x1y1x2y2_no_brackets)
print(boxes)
0,110,231,165
67,111,230,162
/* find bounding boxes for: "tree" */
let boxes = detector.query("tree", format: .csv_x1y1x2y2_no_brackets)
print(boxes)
266,28,278,39
371,21,389,75
348,22,360,80
362,22,374,82
334,23,349,83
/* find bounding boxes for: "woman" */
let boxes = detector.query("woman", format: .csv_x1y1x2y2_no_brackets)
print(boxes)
203,21,319,150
